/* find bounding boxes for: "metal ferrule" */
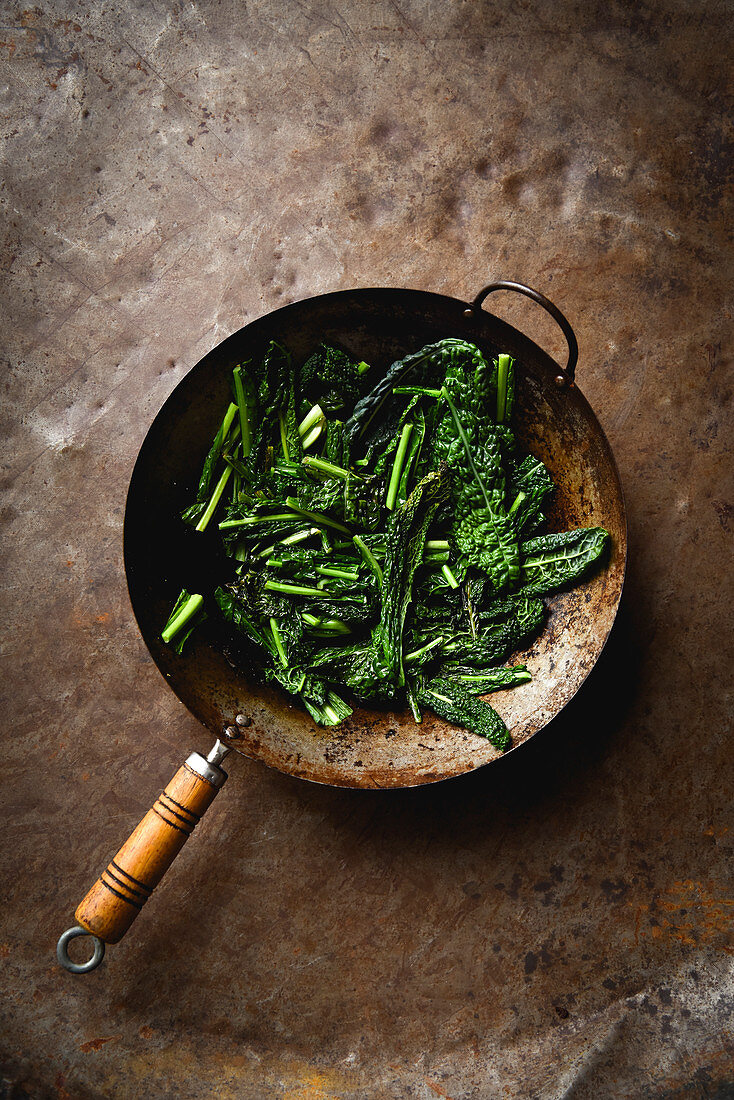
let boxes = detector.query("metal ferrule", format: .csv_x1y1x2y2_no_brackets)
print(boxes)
185,739,230,789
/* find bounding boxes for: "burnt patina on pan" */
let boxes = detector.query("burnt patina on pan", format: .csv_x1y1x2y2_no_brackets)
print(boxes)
125,282,627,790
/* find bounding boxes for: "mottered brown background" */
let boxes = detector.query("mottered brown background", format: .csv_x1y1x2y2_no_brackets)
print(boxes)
1,2,732,1097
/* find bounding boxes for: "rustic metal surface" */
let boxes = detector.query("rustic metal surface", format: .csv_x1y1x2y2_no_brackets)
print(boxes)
1,1,732,1097
125,286,625,788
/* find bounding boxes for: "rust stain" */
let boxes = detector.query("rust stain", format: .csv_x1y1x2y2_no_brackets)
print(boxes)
279,1065,355,1099
54,1073,71,1100
0,942,10,957
78,1035,119,1053
631,881,734,952
138,1025,153,1039
424,1079,455,1098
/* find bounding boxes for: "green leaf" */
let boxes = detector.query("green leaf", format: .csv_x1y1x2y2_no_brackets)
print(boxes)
417,676,510,750
520,527,610,596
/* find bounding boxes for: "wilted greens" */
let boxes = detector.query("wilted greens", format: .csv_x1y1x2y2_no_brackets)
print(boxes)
162,337,609,749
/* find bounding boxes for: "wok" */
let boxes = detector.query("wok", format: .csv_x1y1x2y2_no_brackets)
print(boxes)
57,280,626,973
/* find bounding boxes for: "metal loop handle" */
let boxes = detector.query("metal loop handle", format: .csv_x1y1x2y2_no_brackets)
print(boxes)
468,280,578,385
57,926,106,974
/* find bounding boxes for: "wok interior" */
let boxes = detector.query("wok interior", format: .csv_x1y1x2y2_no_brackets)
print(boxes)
125,289,626,788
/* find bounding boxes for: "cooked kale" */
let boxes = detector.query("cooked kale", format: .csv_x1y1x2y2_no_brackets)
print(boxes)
162,338,610,750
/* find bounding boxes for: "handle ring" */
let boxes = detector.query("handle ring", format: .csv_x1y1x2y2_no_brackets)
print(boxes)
57,926,106,974
467,280,578,386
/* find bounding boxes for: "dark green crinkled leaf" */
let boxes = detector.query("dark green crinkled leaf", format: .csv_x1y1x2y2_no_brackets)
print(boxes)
170,334,610,735
520,527,610,596
417,676,510,750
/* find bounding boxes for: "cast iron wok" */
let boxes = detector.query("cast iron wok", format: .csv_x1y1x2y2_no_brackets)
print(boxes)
57,281,626,972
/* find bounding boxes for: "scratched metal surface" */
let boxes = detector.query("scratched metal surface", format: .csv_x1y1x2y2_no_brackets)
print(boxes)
1,2,732,1098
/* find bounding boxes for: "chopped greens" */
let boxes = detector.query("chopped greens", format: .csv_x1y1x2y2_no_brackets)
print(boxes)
162,338,610,750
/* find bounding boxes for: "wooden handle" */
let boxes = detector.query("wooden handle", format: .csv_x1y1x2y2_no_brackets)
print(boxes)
74,750,228,945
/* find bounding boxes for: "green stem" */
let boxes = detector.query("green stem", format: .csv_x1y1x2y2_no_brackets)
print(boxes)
302,614,351,634
257,527,320,558
441,386,492,512
269,618,287,667
219,513,294,529
352,535,383,584
298,404,325,438
316,565,359,580
279,410,290,461
301,421,323,450
425,539,450,551
392,386,442,397
232,367,251,456
458,670,532,684
496,354,511,424
386,422,413,510
195,465,232,531
442,564,460,589
162,593,203,644
285,496,351,534
264,580,334,598
357,360,371,375
404,635,446,664
302,456,354,481
508,490,526,517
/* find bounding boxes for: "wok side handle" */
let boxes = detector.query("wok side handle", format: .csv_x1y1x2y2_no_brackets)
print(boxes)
56,741,230,973
467,280,578,386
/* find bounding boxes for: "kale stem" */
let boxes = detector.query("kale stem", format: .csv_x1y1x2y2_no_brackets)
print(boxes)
220,401,239,441
285,495,351,534
442,564,460,589
279,410,290,460
386,422,413,510
219,513,294,528
404,635,446,664
508,490,526,516
406,680,422,723
195,465,232,531
353,535,383,584
392,386,442,397
425,539,450,551
298,404,325,437
264,580,331,597
302,456,354,481
269,618,288,667
316,565,359,580
441,386,492,512
301,421,323,450
303,613,351,634
257,527,320,557
232,366,251,456
357,360,371,375
161,593,203,644
496,353,511,424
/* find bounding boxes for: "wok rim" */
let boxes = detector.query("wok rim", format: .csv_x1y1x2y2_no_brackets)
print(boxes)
123,285,628,789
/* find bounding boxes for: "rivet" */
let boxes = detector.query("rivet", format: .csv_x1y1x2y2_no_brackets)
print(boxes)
463,308,474,318
224,725,239,739
235,713,252,727
554,375,567,388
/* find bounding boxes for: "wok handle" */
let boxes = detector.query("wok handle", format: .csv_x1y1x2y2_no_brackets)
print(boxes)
56,741,230,973
467,280,578,385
